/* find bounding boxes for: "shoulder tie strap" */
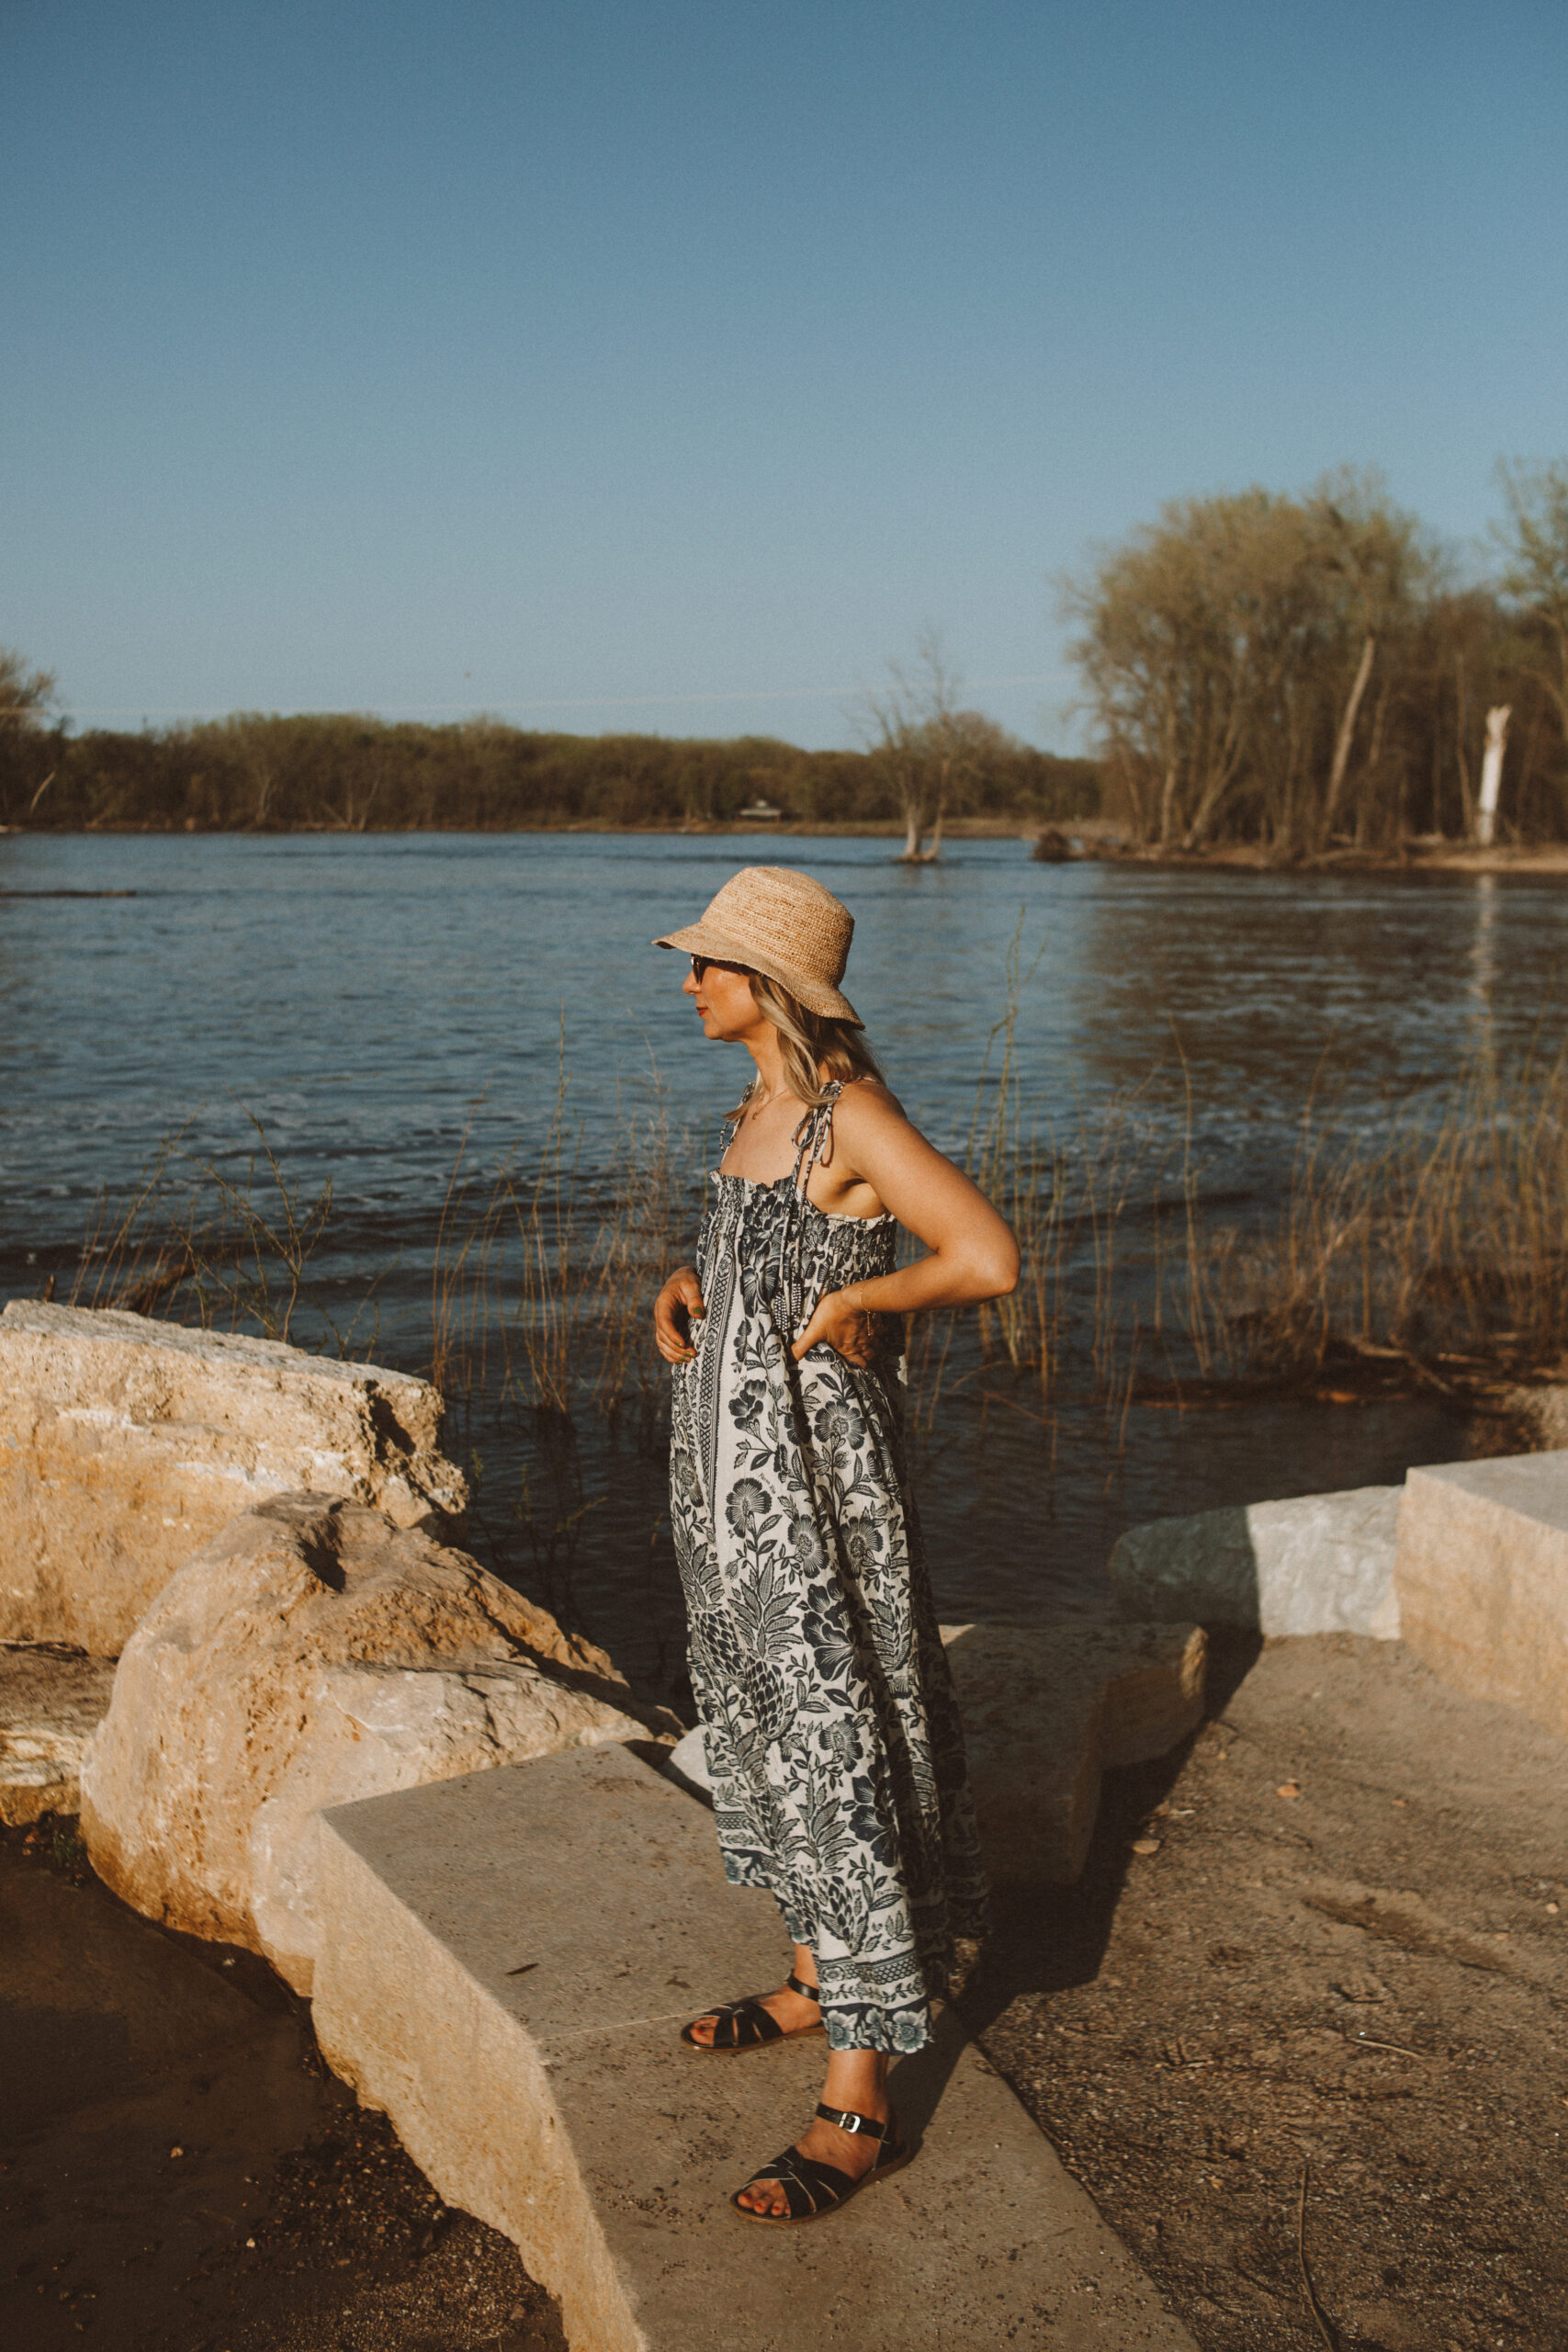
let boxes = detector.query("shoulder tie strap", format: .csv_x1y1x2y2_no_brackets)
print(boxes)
778,1080,845,1334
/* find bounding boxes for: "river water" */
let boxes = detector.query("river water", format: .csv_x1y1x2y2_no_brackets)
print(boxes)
3,831,1563,1697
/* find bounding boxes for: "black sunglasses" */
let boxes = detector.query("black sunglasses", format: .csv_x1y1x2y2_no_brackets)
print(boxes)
690,955,752,981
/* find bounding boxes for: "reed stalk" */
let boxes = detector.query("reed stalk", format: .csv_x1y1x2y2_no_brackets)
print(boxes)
51,1024,1568,1496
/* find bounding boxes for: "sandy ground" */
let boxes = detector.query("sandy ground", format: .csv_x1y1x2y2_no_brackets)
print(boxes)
966,1634,1568,2352
4,1634,1564,2351
0,1829,566,2352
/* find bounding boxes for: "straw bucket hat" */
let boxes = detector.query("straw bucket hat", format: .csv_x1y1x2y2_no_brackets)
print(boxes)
653,865,862,1026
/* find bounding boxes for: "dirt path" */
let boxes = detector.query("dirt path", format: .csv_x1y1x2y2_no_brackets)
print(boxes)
965,1634,1568,2351
0,1826,565,2352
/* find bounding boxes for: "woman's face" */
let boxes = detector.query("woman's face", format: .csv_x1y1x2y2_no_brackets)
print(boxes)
683,956,760,1043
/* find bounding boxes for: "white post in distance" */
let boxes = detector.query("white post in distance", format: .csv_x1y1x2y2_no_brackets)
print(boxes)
1477,705,1510,846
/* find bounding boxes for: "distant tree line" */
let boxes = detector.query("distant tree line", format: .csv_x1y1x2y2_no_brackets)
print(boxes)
18,455,1564,854
0,698,1099,834
1063,461,1568,850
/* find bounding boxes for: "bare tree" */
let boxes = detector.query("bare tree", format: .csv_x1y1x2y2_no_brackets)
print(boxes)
0,648,61,819
0,647,57,730
1309,472,1423,848
1062,491,1314,850
853,631,1012,861
1477,704,1510,845
1495,459,1568,753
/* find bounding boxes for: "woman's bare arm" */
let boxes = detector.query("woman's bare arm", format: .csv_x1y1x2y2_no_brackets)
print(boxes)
790,1083,1018,1363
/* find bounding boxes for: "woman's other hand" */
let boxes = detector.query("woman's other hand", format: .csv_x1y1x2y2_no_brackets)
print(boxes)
654,1265,705,1363
790,1287,880,1368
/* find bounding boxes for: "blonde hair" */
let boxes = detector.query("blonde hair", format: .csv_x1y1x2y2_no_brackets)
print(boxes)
727,971,885,1122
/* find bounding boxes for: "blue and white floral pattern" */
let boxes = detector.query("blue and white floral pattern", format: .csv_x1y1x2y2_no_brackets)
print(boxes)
669,1090,988,2053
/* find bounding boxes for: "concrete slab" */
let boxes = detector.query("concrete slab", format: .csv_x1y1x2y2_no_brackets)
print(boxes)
1395,1450,1568,1743
310,1743,1196,2352
1109,1484,1402,1637
943,1622,1207,1882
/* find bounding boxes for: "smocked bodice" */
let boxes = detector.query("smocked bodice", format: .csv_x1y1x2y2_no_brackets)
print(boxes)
694,1085,896,1343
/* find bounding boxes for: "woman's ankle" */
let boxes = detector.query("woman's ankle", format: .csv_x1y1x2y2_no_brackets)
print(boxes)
821,2050,889,2118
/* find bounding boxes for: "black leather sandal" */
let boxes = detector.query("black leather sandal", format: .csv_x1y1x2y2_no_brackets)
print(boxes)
680,1973,826,2052
729,2103,909,2224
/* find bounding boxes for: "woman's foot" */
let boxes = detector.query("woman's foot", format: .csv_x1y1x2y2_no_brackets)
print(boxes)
733,2050,892,2219
683,1944,821,2050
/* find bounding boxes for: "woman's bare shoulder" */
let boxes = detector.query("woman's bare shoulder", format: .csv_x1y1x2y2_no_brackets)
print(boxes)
831,1075,914,1141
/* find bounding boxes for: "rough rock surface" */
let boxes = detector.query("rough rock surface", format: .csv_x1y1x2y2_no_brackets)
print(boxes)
0,1641,116,1825
0,1301,469,1653
1502,1380,1568,1450
1108,1484,1402,1638
667,1620,1207,1883
80,1495,660,1991
1396,1449,1568,1742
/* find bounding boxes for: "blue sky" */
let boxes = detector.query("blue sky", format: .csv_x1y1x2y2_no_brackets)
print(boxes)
4,0,1564,749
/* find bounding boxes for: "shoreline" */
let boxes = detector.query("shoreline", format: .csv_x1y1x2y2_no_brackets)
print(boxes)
0,1821,566,2350
1109,837,1568,878
3,818,1567,876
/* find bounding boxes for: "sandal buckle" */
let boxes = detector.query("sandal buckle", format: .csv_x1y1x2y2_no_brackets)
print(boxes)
817,2103,874,2135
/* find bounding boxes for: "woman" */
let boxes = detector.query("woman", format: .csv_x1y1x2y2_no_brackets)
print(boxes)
651,864,1019,2226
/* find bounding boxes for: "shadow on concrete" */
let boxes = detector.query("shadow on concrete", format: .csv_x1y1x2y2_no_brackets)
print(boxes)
953,1629,1263,2049
886,2001,973,2148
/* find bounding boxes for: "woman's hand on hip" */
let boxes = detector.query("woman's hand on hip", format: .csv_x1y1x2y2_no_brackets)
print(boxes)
654,1265,705,1363
790,1287,879,1368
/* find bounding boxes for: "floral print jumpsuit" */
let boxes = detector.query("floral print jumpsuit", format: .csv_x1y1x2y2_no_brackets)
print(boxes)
669,1086,988,2053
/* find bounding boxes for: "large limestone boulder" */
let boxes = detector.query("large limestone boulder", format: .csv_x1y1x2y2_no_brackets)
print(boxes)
80,1495,663,1992
1108,1484,1402,1638
0,1303,468,1653
0,1642,117,1825
666,1620,1208,1883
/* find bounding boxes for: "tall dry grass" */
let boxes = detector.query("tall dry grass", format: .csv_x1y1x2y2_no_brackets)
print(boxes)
54,1074,704,1596
63,1112,384,1355
1201,1042,1568,1385
428,1047,698,1432
51,1025,1568,1460
38,1015,1566,1655
912,958,1568,1419
904,921,1179,1428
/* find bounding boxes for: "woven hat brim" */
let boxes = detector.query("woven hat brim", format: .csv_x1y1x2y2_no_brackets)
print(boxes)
653,922,862,1027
